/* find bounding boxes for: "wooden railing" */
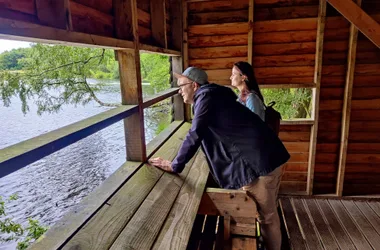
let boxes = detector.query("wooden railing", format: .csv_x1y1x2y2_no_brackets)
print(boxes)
0,88,179,179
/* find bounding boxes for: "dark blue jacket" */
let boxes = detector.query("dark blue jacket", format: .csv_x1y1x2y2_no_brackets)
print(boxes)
171,84,290,189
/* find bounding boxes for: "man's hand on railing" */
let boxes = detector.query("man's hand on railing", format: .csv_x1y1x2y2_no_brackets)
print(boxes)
148,157,174,172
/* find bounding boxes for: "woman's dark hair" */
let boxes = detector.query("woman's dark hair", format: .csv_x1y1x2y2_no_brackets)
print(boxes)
234,61,264,103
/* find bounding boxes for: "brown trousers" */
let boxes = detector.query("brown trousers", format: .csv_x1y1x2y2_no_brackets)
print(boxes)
241,166,283,250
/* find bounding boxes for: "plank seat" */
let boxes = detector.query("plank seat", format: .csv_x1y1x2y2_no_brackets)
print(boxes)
30,122,259,250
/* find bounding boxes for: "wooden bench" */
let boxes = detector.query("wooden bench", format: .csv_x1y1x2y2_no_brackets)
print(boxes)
30,122,258,250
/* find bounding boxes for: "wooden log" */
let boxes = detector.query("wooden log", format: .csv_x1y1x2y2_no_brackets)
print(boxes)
188,34,247,48
255,5,319,21
283,172,308,182
283,142,310,152
279,181,307,193
284,162,309,172
150,0,167,47
255,0,319,7
137,0,150,12
279,132,311,142
0,0,35,15
350,122,380,132
188,0,248,13
351,110,380,121
188,10,248,25
0,6,39,23
189,57,247,70
253,42,316,56
349,132,380,143
72,0,112,14
352,87,380,99
189,46,247,59
320,87,344,100
188,22,249,36
138,8,151,28
169,0,182,51
36,0,70,29
71,1,114,37
280,124,312,132
316,143,340,153
289,152,310,163
259,77,314,87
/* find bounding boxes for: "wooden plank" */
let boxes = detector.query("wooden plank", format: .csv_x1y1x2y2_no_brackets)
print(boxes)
248,0,254,65
188,34,247,48
352,87,380,99
346,154,380,164
109,150,201,250
113,0,134,40
288,153,309,163
146,121,184,156
62,125,194,250
308,0,326,195
284,162,308,172
0,105,137,178
329,199,372,249
279,132,311,142
255,0,319,7
152,151,209,250
351,110,380,121
150,0,167,47
198,215,218,250
279,198,307,250
189,57,247,70
292,199,323,250
347,143,380,153
279,181,307,193
73,0,112,14
35,0,69,29
0,7,39,23
350,122,380,132
327,0,380,48
316,199,356,249
283,142,310,152
342,200,380,249
70,1,113,36
183,0,191,122
303,199,339,249
29,123,189,250
355,201,380,236
282,172,307,182
224,215,231,241
231,237,256,250
139,44,180,56
254,42,316,56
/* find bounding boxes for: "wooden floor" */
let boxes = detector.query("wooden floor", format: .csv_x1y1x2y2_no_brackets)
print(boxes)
280,197,380,250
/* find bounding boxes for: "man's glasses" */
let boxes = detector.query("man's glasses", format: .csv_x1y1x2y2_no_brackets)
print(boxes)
178,81,194,90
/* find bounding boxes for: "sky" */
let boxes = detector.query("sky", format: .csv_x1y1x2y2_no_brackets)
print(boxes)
0,39,31,53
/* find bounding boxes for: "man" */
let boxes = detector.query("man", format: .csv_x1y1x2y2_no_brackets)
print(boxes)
149,67,290,250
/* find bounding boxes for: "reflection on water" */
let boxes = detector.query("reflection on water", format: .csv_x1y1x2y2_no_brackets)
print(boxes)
0,80,172,249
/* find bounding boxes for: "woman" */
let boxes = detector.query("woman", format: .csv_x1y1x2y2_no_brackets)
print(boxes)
230,61,283,250
230,61,266,121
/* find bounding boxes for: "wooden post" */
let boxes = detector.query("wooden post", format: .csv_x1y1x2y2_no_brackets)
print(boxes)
170,0,184,121
182,0,192,122
150,0,167,48
35,0,71,29
307,0,326,195
327,0,380,48
336,0,362,197
248,0,254,65
114,0,146,161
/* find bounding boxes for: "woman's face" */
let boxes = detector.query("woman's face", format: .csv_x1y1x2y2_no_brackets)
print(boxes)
230,66,245,87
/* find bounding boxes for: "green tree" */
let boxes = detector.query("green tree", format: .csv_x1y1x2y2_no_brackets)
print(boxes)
262,88,312,119
0,194,48,250
140,53,170,92
0,48,28,70
0,44,119,115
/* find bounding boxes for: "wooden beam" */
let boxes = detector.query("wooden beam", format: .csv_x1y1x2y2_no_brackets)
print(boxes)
0,105,137,178
307,0,326,195
118,50,146,161
35,0,71,29
172,56,185,121
150,0,167,48
115,0,146,161
139,44,180,56
248,0,254,64
327,0,380,48
142,88,178,109
183,0,192,122
336,0,362,197
0,17,134,49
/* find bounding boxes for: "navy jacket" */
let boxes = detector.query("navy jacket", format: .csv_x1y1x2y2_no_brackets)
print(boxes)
171,84,290,189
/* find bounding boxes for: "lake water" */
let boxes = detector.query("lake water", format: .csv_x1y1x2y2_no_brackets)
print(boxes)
0,80,172,249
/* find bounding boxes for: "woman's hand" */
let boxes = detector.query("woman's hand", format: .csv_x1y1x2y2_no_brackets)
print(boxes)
148,157,174,172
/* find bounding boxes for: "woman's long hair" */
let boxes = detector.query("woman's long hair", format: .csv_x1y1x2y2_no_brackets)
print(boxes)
234,61,264,103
